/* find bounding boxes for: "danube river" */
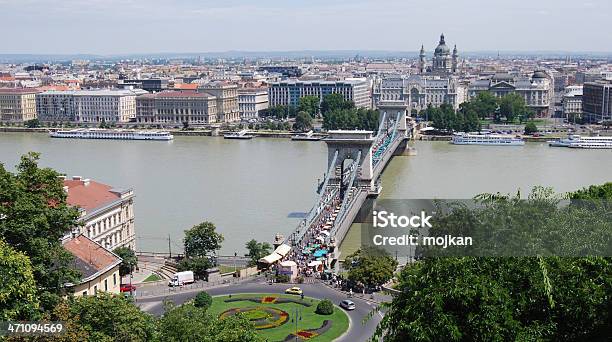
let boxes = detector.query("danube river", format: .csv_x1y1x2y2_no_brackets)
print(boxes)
0,132,610,254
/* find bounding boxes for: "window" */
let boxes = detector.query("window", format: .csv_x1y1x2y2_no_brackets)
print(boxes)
104,279,108,291
113,273,117,286
94,285,98,294
82,290,88,296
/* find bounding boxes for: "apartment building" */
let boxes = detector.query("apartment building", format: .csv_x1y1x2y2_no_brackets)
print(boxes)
238,88,268,119
198,82,240,122
63,176,136,251
136,91,217,125
0,88,39,122
36,89,145,123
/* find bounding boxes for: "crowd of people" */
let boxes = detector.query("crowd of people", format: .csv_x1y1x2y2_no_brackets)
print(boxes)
283,186,342,278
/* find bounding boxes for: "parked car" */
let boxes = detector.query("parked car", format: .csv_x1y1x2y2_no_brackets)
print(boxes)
168,271,195,287
285,287,303,295
340,299,356,310
120,284,137,293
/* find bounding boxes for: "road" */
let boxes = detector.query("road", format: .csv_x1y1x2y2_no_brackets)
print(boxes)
136,278,384,342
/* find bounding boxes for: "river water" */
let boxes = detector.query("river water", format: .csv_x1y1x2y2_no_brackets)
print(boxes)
0,132,610,254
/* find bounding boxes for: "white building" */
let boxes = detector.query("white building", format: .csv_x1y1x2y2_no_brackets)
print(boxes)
63,176,136,251
562,85,583,119
238,88,268,119
372,74,465,112
467,71,554,117
36,89,146,123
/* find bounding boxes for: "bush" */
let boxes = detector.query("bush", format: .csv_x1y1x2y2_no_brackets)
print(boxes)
296,276,304,284
194,291,212,310
315,299,334,315
275,274,290,283
524,122,538,134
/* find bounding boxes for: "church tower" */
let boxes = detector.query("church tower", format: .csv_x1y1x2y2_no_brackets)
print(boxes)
418,45,426,74
432,33,452,74
452,45,458,73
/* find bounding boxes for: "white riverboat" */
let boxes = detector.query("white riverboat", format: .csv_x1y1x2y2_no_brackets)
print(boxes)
224,129,254,140
50,128,173,141
291,130,322,141
549,135,612,149
451,132,525,146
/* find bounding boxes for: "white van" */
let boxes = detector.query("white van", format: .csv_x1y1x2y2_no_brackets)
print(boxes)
168,271,195,287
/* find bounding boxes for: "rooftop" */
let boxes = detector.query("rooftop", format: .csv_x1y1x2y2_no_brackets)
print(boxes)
63,177,126,212
63,234,122,281
138,90,215,99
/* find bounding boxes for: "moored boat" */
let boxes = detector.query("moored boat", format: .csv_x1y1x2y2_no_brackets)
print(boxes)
451,132,525,146
49,128,173,141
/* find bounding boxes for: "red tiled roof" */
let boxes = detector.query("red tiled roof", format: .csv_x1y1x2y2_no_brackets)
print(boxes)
173,83,198,90
64,179,120,212
64,235,121,278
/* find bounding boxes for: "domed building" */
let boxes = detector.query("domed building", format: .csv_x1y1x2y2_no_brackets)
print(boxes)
418,33,459,75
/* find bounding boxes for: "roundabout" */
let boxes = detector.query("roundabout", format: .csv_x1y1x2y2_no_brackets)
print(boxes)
210,294,349,341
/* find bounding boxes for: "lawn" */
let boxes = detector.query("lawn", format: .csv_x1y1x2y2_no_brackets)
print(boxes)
209,294,350,342
218,265,242,274
142,273,162,282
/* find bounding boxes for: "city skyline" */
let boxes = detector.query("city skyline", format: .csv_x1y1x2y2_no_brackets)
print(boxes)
1,0,611,54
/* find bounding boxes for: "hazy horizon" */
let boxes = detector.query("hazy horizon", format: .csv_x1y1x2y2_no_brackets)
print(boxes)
1,0,611,55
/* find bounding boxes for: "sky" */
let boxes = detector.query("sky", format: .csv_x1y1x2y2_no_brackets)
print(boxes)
1,0,611,54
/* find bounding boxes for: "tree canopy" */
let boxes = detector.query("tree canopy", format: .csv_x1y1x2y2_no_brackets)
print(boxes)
0,152,81,313
113,246,138,277
344,247,398,288
320,93,354,115
183,221,224,258
0,239,39,320
158,302,262,342
323,108,379,131
298,96,320,117
293,111,314,132
373,185,612,342
245,239,272,267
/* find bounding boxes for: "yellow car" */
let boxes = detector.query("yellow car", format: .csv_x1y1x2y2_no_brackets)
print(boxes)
285,287,303,295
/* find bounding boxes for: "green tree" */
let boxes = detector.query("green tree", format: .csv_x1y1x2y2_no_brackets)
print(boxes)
321,93,354,115
67,293,156,342
373,186,612,342
194,291,212,310
24,118,41,128
471,91,498,119
525,121,538,135
158,302,261,342
0,239,39,320
183,221,224,258
293,111,314,132
499,93,527,123
344,247,398,288
245,239,272,267
113,246,138,277
0,152,81,312
298,96,320,117
98,119,110,129
570,182,612,200
177,256,212,279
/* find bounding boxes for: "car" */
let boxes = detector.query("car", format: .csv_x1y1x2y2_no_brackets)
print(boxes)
285,287,303,295
120,284,137,293
340,300,356,310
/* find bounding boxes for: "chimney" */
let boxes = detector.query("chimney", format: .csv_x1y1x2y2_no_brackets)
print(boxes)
83,178,90,186
72,176,82,181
